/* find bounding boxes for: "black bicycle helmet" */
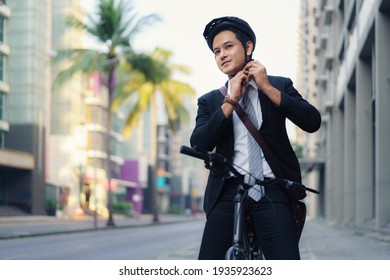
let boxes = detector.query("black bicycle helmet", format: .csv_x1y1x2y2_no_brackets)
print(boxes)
203,16,256,51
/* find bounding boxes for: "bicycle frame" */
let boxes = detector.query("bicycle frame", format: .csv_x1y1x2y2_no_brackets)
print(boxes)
225,184,263,260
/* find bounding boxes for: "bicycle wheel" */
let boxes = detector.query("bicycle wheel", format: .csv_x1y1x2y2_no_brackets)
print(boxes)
225,246,247,260
249,247,264,260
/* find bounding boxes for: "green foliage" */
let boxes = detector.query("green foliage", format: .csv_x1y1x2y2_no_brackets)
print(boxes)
168,204,182,215
45,200,64,211
126,52,169,84
51,1,195,141
52,0,162,90
45,200,56,210
116,47,196,139
111,201,133,215
292,143,303,158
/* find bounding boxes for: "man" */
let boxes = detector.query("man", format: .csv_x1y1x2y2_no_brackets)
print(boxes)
190,16,321,260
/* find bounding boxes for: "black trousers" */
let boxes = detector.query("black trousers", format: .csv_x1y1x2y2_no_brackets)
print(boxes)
198,180,300,260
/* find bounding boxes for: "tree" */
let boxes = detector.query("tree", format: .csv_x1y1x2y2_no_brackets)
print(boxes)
112,47,196,222
113,47,196,138
51,0,161,226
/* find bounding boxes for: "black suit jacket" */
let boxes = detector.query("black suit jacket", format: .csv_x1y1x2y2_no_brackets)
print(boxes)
190,76,321,216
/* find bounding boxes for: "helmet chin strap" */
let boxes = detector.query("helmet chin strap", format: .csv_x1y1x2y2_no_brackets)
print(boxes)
245,54,253,66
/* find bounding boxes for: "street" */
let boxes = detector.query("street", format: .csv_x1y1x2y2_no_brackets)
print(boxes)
0,219,204,260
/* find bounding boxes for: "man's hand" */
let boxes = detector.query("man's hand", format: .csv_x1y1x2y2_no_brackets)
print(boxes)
229,69,249,102
243,60,271,92
244,60,281,106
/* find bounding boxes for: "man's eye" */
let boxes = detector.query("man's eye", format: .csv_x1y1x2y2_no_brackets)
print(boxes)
214,50,220,55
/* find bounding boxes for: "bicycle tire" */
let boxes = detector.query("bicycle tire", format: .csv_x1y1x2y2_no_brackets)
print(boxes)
250,248,265,260
225,246,247,260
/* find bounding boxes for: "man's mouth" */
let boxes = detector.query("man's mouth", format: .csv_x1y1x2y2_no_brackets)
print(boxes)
221,61,231,67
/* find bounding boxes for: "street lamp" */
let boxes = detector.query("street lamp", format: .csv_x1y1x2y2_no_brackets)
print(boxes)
78,164,85,208
106,179,115,227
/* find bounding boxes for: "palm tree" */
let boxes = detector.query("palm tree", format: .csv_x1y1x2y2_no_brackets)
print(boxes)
51,0,161,226
113,48,195,137
112,47,196,222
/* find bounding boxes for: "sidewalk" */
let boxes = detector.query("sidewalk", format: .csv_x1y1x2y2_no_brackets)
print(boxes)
0,213,198,240
163,218,390,260
299,218,390,260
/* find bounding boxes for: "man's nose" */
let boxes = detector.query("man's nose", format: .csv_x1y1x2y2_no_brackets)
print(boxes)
220,49,227,59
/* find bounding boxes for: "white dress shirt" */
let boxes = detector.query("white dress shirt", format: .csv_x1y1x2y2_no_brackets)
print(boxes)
227,80,275,178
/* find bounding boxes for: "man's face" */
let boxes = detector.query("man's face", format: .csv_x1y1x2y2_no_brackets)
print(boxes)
212,30,250,77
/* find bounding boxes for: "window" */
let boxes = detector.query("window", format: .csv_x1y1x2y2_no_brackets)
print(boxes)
0,15,4,43
0,90,5,148
0,131,4,148
338,40,345,62
0,91,4,120
347,2,356,32
87,131,105,151
0,54,3,81
87,157,104,169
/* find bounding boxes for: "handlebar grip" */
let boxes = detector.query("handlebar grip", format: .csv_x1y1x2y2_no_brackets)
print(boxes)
284,180,305,190
284,179,320,194
180,145,209,161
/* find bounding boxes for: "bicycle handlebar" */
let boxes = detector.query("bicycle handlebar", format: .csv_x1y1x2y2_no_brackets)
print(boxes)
180,145,242,178
180,145,320,194
283,179,320,194
180,145,212,161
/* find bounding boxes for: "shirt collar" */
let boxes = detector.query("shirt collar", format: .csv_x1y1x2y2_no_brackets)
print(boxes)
247,80,258,91
227,79,258,93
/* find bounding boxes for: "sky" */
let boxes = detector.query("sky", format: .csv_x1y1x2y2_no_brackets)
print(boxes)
83,0,302,97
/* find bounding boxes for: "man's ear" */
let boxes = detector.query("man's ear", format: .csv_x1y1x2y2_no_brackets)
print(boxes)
246,41,254,56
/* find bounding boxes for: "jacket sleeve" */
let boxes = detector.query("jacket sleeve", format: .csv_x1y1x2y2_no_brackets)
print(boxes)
190,92,231,152
277,77,321,133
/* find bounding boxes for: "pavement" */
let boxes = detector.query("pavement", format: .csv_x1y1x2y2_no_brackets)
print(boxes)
0,213,197,240
299,218,390,260
1,213,390,260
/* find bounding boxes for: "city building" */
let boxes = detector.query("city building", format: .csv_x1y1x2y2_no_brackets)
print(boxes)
305,0,390,230
122,88,204,215
297,0,327,218
0,0,214,219
0,0,48,215
0,0,139,218
48,0,90,217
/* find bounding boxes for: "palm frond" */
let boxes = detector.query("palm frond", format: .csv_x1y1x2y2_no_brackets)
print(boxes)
79,0,161,51
64,14,94,34
121,82,155,139
122,102,143,139
169,64,192,75
127,13,162,39
111,69,145,112
160,80,196,120
96,0,120,43
126,52,169,83
122,46,197,135
52,49,105,88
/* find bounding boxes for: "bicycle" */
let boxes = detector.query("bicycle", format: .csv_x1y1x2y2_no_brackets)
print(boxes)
180,145,320,260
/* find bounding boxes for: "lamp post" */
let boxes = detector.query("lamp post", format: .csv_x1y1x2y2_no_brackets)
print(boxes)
78,164,85,209
152,170,159,223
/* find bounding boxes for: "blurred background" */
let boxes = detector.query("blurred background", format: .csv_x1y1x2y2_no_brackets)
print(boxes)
0,0,390,236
